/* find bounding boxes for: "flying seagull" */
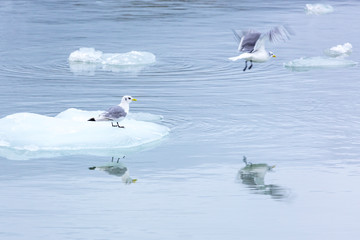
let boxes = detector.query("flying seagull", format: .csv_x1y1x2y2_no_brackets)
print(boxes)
229,26,292,71
88,95,137,128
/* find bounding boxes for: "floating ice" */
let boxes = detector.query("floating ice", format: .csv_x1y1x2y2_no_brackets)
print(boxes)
69,48,103,63
68,48,156,75
69,48,156,65
284,57,357,71
305,4,334,15
0,108,169,160
324,43,353,57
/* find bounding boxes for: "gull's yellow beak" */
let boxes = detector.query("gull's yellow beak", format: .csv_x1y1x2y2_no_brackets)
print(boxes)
132,98,137,101
272,55,276,58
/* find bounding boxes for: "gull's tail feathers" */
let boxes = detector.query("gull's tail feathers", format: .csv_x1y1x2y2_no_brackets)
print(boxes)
229,55,244,61
88,118,96,121
229,53,250,61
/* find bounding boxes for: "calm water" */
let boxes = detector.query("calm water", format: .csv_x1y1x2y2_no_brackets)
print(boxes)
1,0,360,239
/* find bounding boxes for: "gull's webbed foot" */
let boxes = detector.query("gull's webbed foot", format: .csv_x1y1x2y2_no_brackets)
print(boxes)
243,61,248,71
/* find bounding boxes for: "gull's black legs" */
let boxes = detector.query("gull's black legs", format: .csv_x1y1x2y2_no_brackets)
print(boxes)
248,60,253,70
243,60,253,71
112,122,124,128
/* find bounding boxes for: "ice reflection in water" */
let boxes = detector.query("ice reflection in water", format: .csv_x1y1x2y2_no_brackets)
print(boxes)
89,157,137,184
237,157,289,200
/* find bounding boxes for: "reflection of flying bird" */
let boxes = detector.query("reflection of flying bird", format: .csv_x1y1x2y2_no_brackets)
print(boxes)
229,26,292,71
239,156,275,185
237,156,288,200
88,95,137,128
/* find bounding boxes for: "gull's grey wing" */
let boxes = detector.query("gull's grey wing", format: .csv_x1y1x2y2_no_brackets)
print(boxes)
232,29,261,52
103,106,127,120
253,25,293,52
232,29,242,44
265,25,292,43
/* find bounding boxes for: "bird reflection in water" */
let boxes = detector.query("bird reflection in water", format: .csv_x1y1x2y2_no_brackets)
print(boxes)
89,156,137,184
237,156,289,200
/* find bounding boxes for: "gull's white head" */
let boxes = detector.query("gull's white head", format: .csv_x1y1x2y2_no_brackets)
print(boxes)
121,95,137,105
268,51,276,58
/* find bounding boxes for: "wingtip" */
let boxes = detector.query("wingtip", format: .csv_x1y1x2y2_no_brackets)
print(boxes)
282,24,295,36
267,25,294,43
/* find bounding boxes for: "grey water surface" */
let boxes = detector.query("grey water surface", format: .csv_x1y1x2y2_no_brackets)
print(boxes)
1,0,360,239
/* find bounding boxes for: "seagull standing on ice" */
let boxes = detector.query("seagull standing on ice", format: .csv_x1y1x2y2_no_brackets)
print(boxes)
88,95,137,128
229,26,292,71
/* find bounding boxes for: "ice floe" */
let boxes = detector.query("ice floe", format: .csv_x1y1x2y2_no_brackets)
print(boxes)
284,56,357,71
0,108,169,160
68,48,156,75
324,43,353,57
305,4,334,15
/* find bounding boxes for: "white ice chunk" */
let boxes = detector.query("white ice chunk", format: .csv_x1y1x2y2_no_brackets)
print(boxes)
127,112,164,122
305,4,334,15
68,48,156,75
0,109,169,160
284,56,357,71
68,48,156,65
68,47,103,63
101,51,156,66
55,108,103,122
324,43,353,57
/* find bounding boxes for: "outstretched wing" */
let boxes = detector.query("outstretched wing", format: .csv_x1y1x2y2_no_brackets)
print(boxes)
232,29,261,53
266,25,292,43
253,25,293,52
232,29,261,52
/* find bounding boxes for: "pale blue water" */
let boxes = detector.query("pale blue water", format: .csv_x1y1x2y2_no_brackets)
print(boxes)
1,0,360,239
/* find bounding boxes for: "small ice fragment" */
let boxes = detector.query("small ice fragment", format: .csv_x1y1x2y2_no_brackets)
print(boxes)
68,48,156,74
68,48,103,63
324,43,352,57
68,48,156,66
305,4,334,15
284,56,357,71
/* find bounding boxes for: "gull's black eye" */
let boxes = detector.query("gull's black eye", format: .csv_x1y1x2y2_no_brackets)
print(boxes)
128,97,131,100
